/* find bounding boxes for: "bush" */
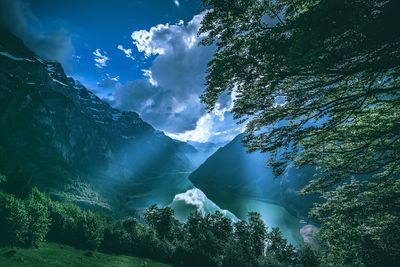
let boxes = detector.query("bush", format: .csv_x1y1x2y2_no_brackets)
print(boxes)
0,177,323,267
76,211,105,250
102,220,134,254
25,188,51,246
0,192,29,246
143,205,180,241
0,189,50,247
297,246,319,267
47,201,82,246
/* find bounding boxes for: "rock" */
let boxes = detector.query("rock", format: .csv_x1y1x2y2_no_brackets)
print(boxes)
300,224,320,249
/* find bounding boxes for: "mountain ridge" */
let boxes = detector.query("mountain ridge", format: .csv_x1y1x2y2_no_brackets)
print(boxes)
189,133,318,218
0,28,194,216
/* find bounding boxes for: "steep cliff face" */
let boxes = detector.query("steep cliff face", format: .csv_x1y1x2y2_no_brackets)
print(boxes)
188,134,318,218
0,28,193,215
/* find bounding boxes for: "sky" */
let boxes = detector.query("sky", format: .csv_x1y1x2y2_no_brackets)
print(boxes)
0,0,244,144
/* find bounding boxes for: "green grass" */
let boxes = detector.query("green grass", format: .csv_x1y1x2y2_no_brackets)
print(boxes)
0,242,172,267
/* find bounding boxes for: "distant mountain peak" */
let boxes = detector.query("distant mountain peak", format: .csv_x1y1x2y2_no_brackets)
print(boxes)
0,29,193,216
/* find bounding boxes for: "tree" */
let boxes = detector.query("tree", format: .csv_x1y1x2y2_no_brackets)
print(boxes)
310,178,400,267
102,220,135,254
0,173,6,185
0,191,29,246
296,246,319,267
76,211,105,250
224,212,267,266
143,204,180,241
24,188,50,247
199,0,400,192
0,186,49,247
248,212,267,257
47,201,82,246
179,211,224,267
265,228,297,265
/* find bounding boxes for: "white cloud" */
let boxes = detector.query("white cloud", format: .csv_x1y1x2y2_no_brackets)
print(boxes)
142,69,158,86
131,13,205,58
117,44,134,60
174,0,180,7
113,12,241,143
165,100,245,143
93,48,109,69
110,75,119,81
131,26,167,57
166,113,214,143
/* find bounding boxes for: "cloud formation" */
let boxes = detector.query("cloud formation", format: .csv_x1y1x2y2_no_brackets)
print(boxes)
166,92,245,143
113,12,241,143
115,13,213,132
97,74,119,88
117,45,134,60
0,0,75,71
93,48,110,69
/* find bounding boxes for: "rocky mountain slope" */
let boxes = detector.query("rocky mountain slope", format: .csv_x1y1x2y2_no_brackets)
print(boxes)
189,134,318,218
0,28,194,215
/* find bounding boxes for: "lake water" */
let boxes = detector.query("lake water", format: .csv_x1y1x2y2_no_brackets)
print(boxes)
170,187,305,245
215,195,305,245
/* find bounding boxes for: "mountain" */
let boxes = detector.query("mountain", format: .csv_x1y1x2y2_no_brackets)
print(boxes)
188,134,318,218
180,140,222,169
0,28,194,216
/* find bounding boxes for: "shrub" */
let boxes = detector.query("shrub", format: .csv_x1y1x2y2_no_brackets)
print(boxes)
24,188,51,246
102,220,135,254
143,204,180,241
76,211,105,250
0,192,29,246
47,200,82,246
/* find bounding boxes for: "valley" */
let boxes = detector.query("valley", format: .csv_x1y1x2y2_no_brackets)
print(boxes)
0,27,313,247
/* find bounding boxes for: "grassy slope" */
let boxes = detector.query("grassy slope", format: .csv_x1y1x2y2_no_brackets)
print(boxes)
0,242,172,267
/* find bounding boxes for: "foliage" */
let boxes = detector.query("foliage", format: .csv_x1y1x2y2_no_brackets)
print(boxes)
102,219,137,254
143,204,181,241
0,172,6,184
199,0,400,192
199,1,400,266
24,188,51,247
311,178,400,267
296,246,319,267
0,188,50,247
46,200,82,246
265,228,297,265
76,211,105,250
47,200,105,250
177,211,232,266
0,191,29,246
0,175,319,266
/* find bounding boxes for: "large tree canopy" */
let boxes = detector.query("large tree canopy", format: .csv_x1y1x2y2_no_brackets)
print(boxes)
199,0,400,192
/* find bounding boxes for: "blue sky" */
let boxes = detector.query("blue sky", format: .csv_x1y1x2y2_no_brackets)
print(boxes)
0,0,244,143
24,0,202,90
